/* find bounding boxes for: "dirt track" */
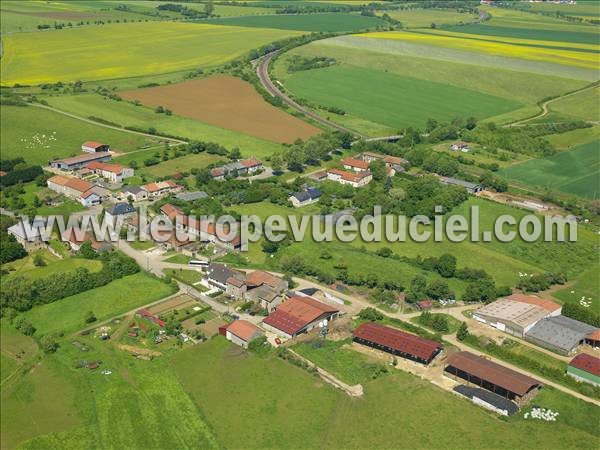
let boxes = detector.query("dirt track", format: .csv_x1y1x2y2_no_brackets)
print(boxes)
119,75,321,144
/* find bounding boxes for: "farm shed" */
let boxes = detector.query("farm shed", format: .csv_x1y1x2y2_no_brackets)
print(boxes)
453,385,518,416
439,176,483,194
50,152,112,170
352,322,442,365
225,320,264,349
82,141,110,153
444,351,542,406
262,296,339,339
472,299,551,337
566,354,600,387
525,315,599,355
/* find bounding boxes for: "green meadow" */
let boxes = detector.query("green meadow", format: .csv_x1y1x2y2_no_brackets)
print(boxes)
172,338,599,449
500,139,600,199
206,12,386,32
45,94,285,158
1,105,156,165
2,251,102,281
283,65,521,130
385,8,478,28
22,273,177,336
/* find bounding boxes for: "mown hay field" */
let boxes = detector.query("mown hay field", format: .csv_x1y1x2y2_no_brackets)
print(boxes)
1,105,157,165
119,76,321,143
44,94,286,158
206,12,386,32
357,30,599,70
282,65,521,130
1,22,301,85
500,139,600,199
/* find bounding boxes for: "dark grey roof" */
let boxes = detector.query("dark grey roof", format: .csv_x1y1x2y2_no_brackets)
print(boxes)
122,185,144,194
292,191,311,203
176,191,208,202
298,287,319,296
454,385,519,415
440,177,479,190
207,263,244,286
525,315,598,354
106,202,135,216
291,187,321,203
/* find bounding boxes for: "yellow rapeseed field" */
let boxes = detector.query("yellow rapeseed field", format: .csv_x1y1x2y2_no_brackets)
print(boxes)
356,31,599,70
1,22,300,85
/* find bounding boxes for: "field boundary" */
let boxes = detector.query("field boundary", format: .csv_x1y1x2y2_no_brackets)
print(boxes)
506,81,599,127
29,103,188,144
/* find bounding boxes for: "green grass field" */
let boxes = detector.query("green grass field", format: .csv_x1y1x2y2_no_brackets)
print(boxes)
546,86,600,122
164,268,202,285
1,22,300,85
22,272,177,336
2,330,218,450
385,8,478,28
229,196,598,291
500,139,600,199
293,339,388,384
45,94,285,158
134,153,222,178
206,12,386,32
2,250,102,281
0,0,162,33
553,265,599,314
283,65,521,130
172,337,599,449
0,105,156,165
525,0,600,20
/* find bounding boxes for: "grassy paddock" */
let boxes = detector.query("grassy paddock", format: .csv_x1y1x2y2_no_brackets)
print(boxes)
172,337,599,449
2,251,102,281
1,105,155,165
22,272,177,336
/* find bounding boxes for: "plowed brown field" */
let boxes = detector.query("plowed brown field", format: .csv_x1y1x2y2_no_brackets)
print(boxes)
119,76,321,144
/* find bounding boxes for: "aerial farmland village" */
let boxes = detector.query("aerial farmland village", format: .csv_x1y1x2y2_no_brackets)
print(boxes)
1,0,600,449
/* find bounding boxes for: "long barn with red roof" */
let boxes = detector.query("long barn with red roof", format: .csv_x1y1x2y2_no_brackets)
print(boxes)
262,296,339,339
352,322,442,365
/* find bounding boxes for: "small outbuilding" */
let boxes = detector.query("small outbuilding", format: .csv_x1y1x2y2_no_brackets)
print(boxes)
225,320,264,349
566,353,600,387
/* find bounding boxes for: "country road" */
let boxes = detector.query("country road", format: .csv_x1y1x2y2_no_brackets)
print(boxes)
506,82,599,127
29,103,188,144
256,51,362,137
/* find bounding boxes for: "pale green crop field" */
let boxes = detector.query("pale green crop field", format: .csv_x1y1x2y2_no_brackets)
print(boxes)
1,22,300,85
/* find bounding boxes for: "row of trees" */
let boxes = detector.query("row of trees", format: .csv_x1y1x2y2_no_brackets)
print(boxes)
0,252,140,316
